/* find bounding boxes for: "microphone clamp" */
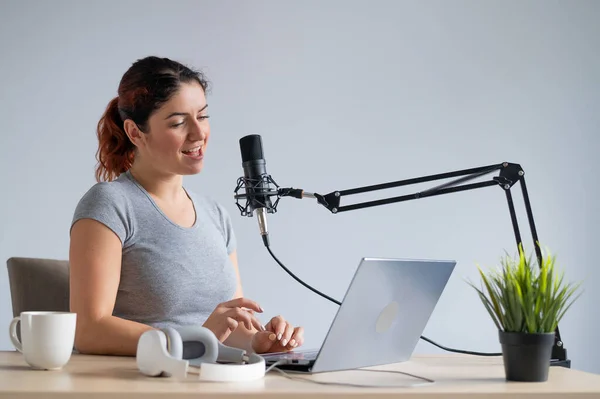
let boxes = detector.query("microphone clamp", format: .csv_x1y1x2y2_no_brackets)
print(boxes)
234,174,281,217
234,175,321,217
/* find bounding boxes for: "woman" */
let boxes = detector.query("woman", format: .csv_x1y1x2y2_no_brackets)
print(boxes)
69,56,303,356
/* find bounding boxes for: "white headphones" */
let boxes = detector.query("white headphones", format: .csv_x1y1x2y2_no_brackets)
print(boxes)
136,325,265,382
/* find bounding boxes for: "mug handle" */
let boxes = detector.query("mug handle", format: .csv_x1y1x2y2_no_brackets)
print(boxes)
9,317,22,352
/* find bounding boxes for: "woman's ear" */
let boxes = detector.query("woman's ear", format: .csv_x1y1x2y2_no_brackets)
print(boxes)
123,119,145,148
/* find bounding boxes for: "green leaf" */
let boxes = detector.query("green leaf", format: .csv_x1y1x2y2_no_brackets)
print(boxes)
466,280,503,330
467,243,582,334
478,266,505,327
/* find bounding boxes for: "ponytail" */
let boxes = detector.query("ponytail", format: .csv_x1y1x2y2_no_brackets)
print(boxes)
95,97,135,182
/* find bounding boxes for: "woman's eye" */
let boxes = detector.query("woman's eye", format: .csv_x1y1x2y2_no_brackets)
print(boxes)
170,115,208,128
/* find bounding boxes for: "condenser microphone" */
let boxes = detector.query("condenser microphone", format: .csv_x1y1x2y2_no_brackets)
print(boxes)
239,134,275,247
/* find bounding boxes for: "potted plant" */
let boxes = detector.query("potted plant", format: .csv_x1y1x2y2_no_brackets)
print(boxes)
468,244,582,382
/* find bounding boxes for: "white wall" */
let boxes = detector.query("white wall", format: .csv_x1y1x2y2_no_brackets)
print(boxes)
1,0,598,373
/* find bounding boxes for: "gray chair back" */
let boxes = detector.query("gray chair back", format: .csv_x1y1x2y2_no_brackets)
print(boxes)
6,257,70,317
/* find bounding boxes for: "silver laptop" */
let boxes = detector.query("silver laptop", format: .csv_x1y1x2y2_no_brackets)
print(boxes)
262,257,456,373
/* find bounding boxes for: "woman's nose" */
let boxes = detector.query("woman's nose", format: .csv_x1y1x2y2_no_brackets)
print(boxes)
189,121,207,141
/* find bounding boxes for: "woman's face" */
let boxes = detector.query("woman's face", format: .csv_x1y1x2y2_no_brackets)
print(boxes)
134,81,210,176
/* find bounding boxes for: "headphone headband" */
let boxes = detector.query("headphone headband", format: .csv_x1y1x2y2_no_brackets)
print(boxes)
196,352,266,382
136,326,265,382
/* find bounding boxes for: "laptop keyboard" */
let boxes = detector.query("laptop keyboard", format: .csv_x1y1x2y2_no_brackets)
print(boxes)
262,349,319,362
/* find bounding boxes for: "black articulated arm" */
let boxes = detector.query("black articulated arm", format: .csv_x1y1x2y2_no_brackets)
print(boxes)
279,162,569,367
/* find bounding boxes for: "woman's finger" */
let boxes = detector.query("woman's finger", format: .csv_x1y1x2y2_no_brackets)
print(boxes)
251,315,265,332
289,326,304,348
240,307,265,331
271,315,286,340
211,317,238,341
219,297,263,313
224,307,252,330
226,317,239,332
226,307,264,331
280,322,294,347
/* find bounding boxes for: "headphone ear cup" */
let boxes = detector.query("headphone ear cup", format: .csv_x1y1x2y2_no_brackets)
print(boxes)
161,327,183,359
175,325,219,365
136,329,187,378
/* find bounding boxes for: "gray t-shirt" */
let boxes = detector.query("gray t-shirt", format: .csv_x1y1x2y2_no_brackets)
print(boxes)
70,170,238,330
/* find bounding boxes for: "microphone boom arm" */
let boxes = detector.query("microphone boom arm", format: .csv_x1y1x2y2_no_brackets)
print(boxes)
279,161,568,367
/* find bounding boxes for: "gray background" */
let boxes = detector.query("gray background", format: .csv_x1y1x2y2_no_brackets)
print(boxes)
1,0,598,373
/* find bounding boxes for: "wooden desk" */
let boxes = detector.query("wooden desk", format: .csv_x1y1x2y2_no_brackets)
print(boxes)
1,350,599,398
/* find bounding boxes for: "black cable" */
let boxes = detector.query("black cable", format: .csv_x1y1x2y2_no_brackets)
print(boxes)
265,243,501,357
418,336,500,356
265,244,342,306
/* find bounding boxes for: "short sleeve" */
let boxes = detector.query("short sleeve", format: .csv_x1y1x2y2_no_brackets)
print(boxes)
70,182,130,246
217,203,237,255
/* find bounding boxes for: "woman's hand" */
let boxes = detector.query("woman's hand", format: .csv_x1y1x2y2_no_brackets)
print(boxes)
202,298,265,342
251,315,304,354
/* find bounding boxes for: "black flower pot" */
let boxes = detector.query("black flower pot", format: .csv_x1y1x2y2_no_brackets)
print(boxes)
499,330,555,382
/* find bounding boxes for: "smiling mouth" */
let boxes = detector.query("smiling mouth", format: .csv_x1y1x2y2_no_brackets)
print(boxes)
182,145,204,158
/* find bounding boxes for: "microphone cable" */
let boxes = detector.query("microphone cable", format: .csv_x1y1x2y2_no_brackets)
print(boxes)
264,243,502,357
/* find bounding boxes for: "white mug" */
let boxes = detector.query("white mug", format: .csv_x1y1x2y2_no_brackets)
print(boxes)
9,311,77,370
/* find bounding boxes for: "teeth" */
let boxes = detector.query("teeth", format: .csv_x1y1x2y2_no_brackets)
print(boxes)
183,146,202,153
